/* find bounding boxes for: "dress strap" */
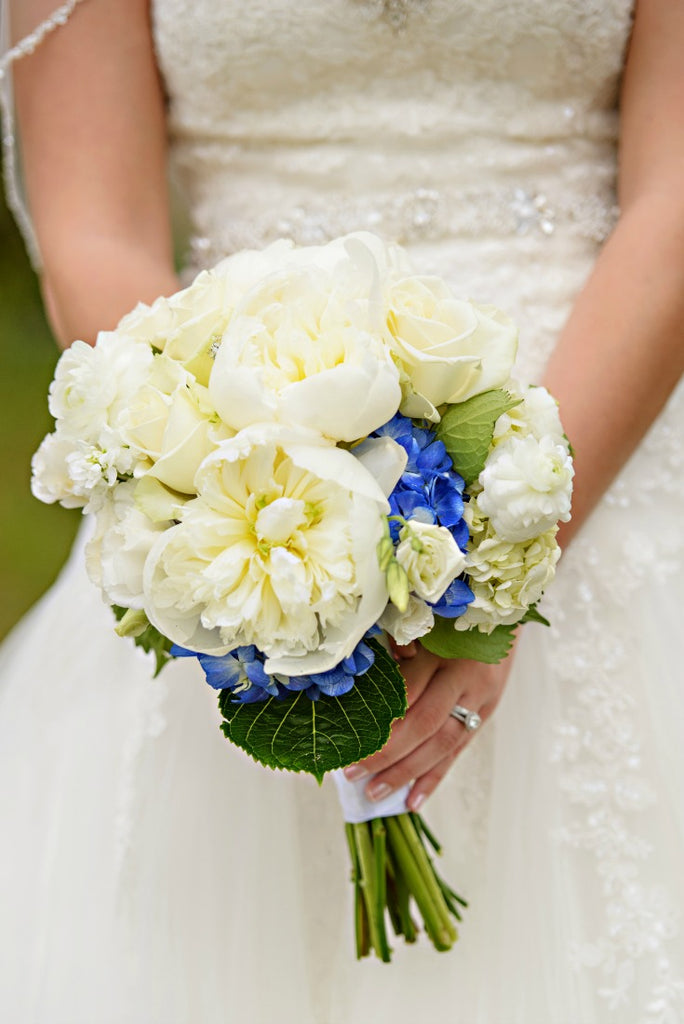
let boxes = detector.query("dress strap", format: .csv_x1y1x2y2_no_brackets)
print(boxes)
0,0,90,268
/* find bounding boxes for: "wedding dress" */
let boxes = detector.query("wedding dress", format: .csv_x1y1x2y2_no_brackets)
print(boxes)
1,1,683,1022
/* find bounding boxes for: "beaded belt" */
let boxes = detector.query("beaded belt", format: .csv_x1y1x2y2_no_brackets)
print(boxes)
187,182,619,268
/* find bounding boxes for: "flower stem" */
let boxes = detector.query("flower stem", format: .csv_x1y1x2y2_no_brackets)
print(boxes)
386,815,457,951
354,822,391,962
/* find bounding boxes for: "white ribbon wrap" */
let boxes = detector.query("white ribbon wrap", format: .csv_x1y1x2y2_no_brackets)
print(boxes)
332,769,410,824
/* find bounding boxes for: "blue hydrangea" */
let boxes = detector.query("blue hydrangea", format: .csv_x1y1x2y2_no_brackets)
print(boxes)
373,413,468,546
373,413,472,618
171,636,377,703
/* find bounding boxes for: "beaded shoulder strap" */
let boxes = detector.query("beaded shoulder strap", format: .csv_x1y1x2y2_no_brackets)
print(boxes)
0,0,90,267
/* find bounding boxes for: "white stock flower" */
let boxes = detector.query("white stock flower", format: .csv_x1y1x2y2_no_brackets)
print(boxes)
85,481,169,609
142,424,394,674
208,247,401,442
379,595,435,646
395,521,466,602
455,498,560,632
386,275,518,420
478,434,574,543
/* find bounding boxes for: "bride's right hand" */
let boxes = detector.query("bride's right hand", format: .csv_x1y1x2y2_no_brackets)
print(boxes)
344,644,514,811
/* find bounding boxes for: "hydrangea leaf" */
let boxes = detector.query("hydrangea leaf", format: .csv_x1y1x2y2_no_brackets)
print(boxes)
420,615,517,663
217,640,407,783
435,389,520,486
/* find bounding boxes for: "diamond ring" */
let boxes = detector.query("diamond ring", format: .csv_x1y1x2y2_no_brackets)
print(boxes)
449,704,482,732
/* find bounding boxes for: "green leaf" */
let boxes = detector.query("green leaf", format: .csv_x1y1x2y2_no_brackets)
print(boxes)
420,616,517,664
218,639,407,782
519,603,551,627
112,605,173,677
435,389,520,486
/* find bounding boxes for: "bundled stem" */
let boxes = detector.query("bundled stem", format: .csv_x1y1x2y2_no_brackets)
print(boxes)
344,812,467,962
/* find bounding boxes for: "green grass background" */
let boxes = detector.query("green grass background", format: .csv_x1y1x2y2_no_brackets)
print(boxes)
0,171,78,640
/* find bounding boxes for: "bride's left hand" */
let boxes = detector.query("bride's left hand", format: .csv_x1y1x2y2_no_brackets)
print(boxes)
343,645,514,811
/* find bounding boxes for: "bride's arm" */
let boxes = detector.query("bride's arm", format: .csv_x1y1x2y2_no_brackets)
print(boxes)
11,0,179,346
348,0,684,809
544,0,684,544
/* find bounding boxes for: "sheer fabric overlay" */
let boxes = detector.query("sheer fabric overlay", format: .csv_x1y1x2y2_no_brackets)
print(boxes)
1,2,683,1022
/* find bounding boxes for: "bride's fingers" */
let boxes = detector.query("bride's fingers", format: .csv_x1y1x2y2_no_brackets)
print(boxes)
406,752,459,812
360,719,467,803
388,637,418,661
344,656,461,781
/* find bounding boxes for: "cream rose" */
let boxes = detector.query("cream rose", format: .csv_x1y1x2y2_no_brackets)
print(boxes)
395,521,467,602
386,275,518,420
379,595,435,646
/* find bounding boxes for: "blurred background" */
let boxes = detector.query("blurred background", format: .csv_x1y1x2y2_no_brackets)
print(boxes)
0,157,78,640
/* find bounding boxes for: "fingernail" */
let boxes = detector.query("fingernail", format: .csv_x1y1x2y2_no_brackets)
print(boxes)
367,781,392,801
409,791,426,812
343,765,368,782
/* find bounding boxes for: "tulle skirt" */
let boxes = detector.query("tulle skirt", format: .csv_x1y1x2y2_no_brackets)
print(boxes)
1,377,683,1023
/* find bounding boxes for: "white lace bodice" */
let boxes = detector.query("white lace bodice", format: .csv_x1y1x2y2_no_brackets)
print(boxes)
153,0,633,268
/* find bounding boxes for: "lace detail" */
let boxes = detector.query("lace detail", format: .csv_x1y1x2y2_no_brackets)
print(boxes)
541,395,684,1020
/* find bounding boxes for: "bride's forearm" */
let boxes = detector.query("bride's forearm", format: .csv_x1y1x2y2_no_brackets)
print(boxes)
41,234,180,348
543,193,684,546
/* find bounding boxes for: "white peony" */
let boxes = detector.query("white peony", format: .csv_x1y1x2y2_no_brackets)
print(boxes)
117,268,238,387
85,480,169,609
455,498,560,632
49,333,153,442
386,275,518,420
31,431,92,508
395,521,466,602
120,355,233,494
379,595,435,646
208,245,401,442
142,424,405,674
477,434,573,543
492,383,567,446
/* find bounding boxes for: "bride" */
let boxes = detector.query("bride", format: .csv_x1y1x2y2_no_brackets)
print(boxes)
1,0,683,1021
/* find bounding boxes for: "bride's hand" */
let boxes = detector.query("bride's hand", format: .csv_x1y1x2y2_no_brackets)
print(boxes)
343,645,514,811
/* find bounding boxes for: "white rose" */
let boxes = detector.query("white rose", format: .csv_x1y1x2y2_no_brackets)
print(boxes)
379,595,435,646
455,498,560,632
142,424,397,674
395,521,467,602
386,275,518,420
209,254,401,442
477,434,574,543
85,481,169,609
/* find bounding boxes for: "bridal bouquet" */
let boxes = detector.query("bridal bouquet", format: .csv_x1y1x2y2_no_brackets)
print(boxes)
32,232,573,961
